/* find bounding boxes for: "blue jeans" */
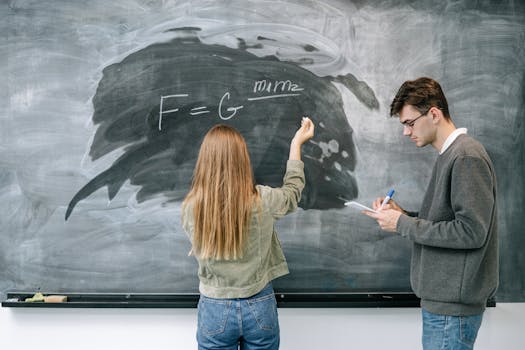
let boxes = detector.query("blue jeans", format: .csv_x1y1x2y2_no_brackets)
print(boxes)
197,283,279,350
422,309,483,350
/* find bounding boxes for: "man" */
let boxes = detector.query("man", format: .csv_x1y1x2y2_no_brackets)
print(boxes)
366,77,498,350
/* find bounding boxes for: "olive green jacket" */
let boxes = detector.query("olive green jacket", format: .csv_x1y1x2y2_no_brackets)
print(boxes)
182,160,305,298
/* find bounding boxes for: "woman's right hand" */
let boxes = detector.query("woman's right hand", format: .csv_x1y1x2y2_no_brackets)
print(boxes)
292,117,315,146
289,117,315,160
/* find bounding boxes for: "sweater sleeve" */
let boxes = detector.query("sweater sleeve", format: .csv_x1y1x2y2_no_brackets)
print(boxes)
258,160,305,219
397,155,495,249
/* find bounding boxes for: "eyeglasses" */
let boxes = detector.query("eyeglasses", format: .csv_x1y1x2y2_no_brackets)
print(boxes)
400,108,430,128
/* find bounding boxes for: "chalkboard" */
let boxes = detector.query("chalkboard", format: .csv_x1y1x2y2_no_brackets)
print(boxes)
2,0,524,303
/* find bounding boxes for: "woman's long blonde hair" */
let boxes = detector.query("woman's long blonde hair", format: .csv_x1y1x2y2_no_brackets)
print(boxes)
183,124,258,260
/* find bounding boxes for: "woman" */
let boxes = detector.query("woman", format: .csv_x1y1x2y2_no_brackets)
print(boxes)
182,117,314,350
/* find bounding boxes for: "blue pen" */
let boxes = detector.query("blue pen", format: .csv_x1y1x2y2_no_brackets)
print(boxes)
379,189,395,210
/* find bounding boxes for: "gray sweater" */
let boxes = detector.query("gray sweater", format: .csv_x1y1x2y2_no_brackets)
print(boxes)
397,134,498,315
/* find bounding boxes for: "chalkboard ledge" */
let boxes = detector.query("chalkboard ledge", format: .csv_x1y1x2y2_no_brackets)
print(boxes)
1,292,496,308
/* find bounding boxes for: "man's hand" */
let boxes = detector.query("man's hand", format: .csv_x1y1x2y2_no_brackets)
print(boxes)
365,198,405,232
364,209,403,232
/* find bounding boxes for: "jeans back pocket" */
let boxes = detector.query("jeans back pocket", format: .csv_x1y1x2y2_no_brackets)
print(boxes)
247,293,278,331
198,298,232,336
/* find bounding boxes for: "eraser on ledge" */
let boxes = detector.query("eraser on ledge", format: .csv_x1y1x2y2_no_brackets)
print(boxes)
44,295,68,303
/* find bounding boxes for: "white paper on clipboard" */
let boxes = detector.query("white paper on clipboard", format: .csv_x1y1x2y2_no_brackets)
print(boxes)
344,201,377,213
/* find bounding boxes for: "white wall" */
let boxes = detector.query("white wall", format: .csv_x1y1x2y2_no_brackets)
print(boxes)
1,304,524,349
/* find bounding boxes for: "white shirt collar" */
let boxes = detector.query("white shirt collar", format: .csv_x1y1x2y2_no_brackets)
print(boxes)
440,128,467,154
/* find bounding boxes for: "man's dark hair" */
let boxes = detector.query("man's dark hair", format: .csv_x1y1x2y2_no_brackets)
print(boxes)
390,77,450,120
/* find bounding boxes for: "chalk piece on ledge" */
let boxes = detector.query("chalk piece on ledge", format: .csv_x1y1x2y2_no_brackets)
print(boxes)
44,295,68,303
25,292,45,302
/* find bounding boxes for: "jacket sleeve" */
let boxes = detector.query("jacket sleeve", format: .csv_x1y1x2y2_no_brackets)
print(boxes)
397,155,496,249
259,160,305,219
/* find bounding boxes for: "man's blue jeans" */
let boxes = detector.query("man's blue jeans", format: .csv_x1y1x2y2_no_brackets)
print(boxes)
197,283,279,350
422,309,483,350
